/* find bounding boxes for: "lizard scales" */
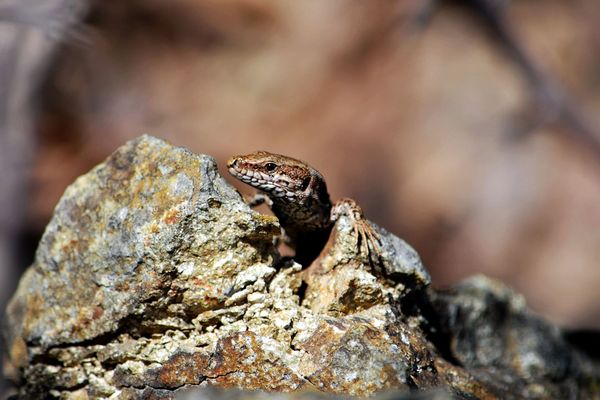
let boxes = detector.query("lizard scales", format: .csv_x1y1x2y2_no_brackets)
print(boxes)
227,151,380,266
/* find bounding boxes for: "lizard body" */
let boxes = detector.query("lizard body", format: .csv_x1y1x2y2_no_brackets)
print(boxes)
227,151,380,266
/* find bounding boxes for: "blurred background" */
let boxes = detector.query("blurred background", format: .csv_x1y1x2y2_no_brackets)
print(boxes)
2,0,600,390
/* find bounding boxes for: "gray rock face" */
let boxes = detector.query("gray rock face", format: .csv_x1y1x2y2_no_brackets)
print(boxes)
429,276,599,399
3,136,599,399
6,135,271,350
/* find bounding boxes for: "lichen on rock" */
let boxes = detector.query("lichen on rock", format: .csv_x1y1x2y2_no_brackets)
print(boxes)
3,136,599,399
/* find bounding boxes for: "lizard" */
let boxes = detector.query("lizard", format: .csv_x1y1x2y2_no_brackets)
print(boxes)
227,151,381,266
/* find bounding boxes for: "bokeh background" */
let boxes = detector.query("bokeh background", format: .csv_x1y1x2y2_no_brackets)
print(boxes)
2,0,600,392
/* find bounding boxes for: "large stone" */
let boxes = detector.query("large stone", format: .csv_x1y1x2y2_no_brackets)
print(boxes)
429,276,599,399
3,136,599,399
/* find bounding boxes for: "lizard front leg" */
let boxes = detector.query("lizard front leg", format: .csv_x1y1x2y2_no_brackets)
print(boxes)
331,198,383,270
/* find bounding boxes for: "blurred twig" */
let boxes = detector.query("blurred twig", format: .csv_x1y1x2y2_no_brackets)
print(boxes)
0,0,86,39
460,0,600,160
0,0,88,395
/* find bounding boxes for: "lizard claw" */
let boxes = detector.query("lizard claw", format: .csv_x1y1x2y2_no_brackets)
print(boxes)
332,198,384,270
354,218,384,270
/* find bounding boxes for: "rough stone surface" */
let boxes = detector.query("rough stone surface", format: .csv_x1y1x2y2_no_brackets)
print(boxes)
429,276,600,399
3,136,599,399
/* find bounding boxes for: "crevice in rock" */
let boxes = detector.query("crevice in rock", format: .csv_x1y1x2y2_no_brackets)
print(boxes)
301,373,317,388
28,353,64,367
118,369,243,394
204,370,240,381
29,305,192,367
295,279,308,305
405,371,418,390
395,289,462,368
29,319,132,352
564,329,600,360
54,380,89,392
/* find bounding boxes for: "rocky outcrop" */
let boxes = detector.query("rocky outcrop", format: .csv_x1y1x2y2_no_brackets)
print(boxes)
3,136,599,399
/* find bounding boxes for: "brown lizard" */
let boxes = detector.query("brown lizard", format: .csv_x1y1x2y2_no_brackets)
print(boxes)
227,151,381,266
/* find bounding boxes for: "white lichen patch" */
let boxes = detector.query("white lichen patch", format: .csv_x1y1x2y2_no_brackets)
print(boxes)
247,292,266,303
118,360,148,375
233,263,276,291
176,261,195,277
170,172,194,200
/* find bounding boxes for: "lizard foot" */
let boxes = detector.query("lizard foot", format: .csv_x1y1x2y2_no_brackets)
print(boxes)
331,198,383,270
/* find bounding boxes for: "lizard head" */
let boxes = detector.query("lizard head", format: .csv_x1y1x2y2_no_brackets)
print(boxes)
227,151,330,204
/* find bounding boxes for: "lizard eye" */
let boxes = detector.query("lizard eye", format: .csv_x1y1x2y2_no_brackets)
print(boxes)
265,163,277,171
301,177,311,190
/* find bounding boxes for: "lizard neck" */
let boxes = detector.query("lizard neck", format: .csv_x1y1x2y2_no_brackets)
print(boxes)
269,195,333,266
269,194,332,241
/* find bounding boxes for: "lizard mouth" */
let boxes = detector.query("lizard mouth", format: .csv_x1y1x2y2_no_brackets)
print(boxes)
227,158,298,198
227,159,278,192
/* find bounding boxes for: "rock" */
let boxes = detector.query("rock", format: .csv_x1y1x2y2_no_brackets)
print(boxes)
3,136,599,399
302,215,431,316
428,276,600,399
